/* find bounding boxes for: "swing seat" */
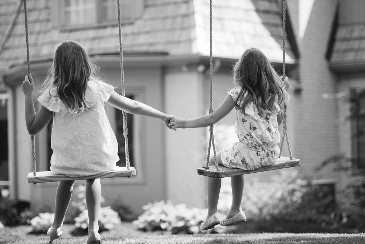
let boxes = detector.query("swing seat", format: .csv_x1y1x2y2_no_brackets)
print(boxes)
197,157,300,178
28,167,136,183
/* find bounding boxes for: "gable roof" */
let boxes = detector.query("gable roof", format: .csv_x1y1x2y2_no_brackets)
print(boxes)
0,0,295,71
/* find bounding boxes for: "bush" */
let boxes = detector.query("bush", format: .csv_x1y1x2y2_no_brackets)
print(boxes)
0,199,32,226
75,206,121,232
29,212,54,234
133,201,207,234
110,199,138,222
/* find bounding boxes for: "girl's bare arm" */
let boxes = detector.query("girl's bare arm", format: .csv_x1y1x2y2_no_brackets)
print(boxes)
107,91,173,127
22,77,53,135
169,95,236,129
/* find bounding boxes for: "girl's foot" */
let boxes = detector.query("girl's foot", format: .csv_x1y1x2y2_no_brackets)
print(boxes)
220,211,247,226
47,226,62,244
87,230,101,244
200,213,221,231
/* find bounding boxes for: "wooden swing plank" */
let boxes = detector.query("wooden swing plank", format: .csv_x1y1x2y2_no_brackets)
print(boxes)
28,167,136,183
197,157,300,178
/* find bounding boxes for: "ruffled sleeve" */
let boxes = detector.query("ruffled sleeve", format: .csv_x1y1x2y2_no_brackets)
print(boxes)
37,87,60,112
98,81,115,102
227,87,242,103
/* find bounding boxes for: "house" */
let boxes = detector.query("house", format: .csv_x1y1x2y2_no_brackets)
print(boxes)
1,0,362,214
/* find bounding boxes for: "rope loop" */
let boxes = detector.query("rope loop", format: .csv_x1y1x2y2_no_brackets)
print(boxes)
116,0,131,169
278,0,293,160
205,0,218,170
23,0,37,176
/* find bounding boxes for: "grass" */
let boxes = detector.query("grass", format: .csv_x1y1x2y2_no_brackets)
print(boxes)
0,223,364,244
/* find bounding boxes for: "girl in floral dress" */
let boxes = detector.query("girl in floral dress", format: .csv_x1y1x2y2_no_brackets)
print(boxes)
22,41,173,244
169,48,289,231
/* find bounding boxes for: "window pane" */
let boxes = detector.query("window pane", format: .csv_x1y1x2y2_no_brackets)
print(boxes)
47,118,53,171
115,95,135,168
357,92,365,170
63,0,96,26
99,0,144,23
0,104,8,181
99,0,118,23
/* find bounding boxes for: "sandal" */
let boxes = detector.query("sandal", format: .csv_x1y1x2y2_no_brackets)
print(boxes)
200,213,221,231
47,226,62,244
220,211,247,226
87,230,102,244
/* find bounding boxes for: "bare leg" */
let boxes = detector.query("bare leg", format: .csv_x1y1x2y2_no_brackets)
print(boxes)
206,151,222,219
85,178,101,232
53,180,75,228
226,175,244,219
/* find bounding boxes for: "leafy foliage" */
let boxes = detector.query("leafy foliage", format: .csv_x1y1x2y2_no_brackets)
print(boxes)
133,201,207,234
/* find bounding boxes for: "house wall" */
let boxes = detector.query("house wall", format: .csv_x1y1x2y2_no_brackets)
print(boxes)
164,65,206,208
9,63,167,214
287,0,341,183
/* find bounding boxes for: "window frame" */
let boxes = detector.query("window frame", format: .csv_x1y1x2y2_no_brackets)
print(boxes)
103,87,146,185
54,0,145,30
350,88,365,175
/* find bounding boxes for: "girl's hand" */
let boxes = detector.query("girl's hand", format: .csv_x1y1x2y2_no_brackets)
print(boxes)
168,117,186,130
280,76,289,91
22,75,34,96
162,115,175,129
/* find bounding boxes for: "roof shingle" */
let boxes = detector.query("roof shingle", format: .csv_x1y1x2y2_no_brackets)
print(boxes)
0,0,294,70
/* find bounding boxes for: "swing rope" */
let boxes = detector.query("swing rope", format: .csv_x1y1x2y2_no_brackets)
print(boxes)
116,0,131,170
205,0,219,170
25,0,131,177
23,0,37,176
278,0,293,159
205,0,293,170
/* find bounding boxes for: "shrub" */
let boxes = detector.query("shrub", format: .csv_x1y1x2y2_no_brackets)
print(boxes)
29,212,54,234
110,199,138,222
0,199,31,226
133,201,208,234
75,206,121,232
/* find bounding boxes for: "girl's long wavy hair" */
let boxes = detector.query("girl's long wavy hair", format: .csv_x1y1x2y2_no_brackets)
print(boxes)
41,40,99,114
233,48,288,115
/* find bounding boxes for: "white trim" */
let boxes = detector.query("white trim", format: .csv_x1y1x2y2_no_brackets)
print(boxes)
312,179,337,185
0,182,10,186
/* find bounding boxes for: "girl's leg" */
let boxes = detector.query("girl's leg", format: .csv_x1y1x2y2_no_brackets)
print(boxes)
53,180,75,228
226,175,244,219
85,178,101,232
206,151,222,219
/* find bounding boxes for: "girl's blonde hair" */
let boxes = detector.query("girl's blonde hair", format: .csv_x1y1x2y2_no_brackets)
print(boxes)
41,40,99,114
233,48,288,115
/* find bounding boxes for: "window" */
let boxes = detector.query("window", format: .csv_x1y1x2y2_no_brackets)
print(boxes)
0,93,10,199
46,118,53,171
351,88,365,174
59,0,145,28
115,95,135,167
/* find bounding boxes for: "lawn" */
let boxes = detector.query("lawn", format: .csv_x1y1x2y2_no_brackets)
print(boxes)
0,223,364,244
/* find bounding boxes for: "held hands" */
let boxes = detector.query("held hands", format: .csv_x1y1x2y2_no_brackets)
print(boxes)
22,75,34,96
162,115,175,129
168,117,185,130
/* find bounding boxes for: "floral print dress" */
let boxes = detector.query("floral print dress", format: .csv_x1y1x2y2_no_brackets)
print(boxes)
221,87,281,170
37,79,120,176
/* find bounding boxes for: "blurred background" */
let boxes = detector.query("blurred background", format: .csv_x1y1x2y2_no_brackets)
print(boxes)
0,0,364,235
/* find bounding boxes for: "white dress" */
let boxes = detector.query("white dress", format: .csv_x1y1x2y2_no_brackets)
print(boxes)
221,87,281,170
37,79,120,176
